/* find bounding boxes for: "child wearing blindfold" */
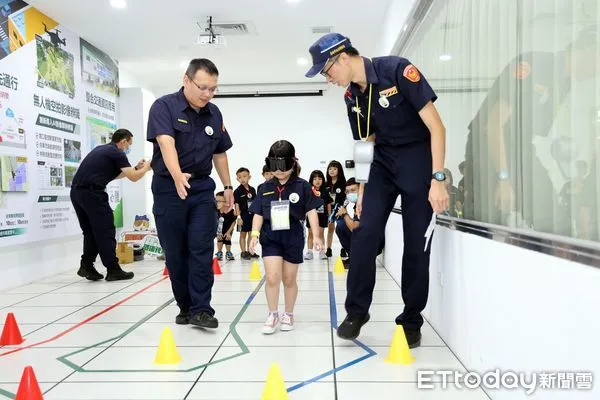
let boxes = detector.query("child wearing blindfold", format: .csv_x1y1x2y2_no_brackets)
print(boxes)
249,140,324,334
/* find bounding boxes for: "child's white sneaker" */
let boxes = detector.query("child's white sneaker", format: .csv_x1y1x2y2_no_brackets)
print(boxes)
319,250,327,260
304,250,313,260
280,313,294,331
262,312,280,334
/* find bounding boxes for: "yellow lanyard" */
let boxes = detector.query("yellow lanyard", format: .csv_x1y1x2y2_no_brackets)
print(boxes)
355,84,373,140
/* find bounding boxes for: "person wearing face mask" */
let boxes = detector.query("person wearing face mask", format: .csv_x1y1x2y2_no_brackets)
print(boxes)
334,178,384,268
70,129,151,281
147,58,234,330
306,33,449,347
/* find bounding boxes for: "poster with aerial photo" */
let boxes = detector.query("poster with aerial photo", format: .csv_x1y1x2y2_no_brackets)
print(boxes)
36,34,75,99
1,155,27,192
80,38,119,96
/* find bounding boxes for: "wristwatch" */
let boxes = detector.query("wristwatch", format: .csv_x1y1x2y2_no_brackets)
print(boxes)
224,185,233,190
432,171,446,182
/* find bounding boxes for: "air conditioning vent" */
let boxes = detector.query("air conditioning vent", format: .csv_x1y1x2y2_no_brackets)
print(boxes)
311,26,333,34
212,23,250,34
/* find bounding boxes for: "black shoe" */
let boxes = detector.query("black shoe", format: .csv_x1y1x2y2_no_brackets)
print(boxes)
175,310,190,325
241,251,252,260
251,253,260,258
105,268,134,281
77,264,103,281
325,248,332,257
190,312,219,329
342,258,350,269
403,327,422,348
340,248,348,258
337,313,370,340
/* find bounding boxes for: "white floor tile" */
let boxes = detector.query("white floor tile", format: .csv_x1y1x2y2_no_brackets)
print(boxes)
187,381,334,400
337,382,489,400
44,382,192,400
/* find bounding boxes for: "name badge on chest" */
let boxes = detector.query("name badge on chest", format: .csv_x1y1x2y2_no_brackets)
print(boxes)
270,200,290,231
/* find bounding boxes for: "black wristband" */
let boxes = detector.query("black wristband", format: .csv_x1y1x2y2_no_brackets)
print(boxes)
224,185,233,190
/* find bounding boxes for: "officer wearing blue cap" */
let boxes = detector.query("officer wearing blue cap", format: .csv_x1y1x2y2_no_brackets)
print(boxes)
306,33,449,347
147,58,234,330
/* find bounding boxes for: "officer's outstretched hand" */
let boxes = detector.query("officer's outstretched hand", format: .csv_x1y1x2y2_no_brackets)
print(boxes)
175,173,192,200
429,181,449,214
249,236,259,255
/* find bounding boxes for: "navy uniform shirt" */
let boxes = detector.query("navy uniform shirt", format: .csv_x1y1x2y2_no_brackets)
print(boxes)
71,143,131,188
249,177,323,223
146,88,233,178
314,187,333,225
345,57,437,146
234,185,257,213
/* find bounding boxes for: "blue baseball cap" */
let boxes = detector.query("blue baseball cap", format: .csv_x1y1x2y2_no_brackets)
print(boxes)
305,33,352,78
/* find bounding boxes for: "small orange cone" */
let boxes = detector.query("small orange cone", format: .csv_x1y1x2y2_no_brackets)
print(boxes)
212,258,222,275
163,266,169,276
15,366,43,400
1,312,24,345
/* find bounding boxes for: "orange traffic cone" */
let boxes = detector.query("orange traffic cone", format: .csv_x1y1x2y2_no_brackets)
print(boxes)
212,258,222,275
163,266,169,276
15,366,43,400
1,312,24,345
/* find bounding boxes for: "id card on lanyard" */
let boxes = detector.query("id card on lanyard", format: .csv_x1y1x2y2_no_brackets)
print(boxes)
271,186,290,231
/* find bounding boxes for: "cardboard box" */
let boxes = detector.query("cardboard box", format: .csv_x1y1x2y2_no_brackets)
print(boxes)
116,242,134,264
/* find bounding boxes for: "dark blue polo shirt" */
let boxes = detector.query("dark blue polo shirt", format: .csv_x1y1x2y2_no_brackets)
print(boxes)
71,143,130,188
345,56,437,146
250,177,322,222
146,88,233,177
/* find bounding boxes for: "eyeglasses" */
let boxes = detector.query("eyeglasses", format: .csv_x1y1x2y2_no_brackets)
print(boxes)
320,55,340,78
265,157,295,172
187,76,218,93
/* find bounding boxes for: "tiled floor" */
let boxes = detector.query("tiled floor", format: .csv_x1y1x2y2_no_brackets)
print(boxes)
0,248,488,400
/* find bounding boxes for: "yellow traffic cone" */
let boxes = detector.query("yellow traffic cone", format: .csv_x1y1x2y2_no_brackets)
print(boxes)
333,256,346,274
261,363,289,400
385,325,415,364
249,260,262,281
154,326,182,364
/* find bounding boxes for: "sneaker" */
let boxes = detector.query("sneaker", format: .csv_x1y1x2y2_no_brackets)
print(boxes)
226,251,235,261
241,251,252,260
340,248,348,258
251,253,260,258
77,263,103,281
190,311,219,329
304,250,313,260
280,313,294,331
215,251,223,260
319,250,327,260
325,248,332,257
262,312,280,334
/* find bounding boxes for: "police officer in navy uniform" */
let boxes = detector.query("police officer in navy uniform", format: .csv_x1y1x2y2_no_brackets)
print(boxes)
147,58,234,329
306,33,449,347
71,129,151,281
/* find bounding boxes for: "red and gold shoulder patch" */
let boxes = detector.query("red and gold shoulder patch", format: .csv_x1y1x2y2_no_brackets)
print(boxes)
403,64,421,83
514,61,531,80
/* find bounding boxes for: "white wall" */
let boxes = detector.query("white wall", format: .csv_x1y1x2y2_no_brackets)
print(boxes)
119,88,156,229
384,213,600,400
209,89,356,188
375,0,418,56
0,236,81,291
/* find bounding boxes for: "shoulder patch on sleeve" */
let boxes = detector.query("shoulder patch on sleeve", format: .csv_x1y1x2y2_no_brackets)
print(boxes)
402,64,421,83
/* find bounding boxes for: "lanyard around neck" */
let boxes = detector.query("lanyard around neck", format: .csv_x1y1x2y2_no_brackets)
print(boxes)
355,84,373,140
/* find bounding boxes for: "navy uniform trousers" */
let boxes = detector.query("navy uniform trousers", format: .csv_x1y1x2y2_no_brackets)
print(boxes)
152,175,218,316
346,139,434,331
70,187,120,270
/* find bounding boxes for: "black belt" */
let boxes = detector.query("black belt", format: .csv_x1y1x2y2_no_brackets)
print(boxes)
72,184,105,191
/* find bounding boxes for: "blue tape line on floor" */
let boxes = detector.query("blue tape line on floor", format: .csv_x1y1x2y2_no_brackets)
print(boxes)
287,270,377,392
